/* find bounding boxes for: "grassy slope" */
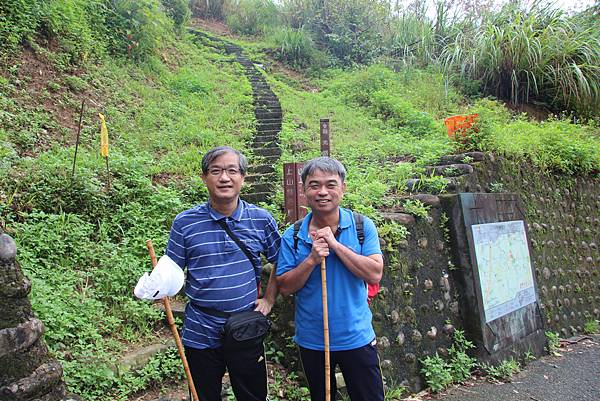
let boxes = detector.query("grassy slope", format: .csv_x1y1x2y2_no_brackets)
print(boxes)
0,35,258,400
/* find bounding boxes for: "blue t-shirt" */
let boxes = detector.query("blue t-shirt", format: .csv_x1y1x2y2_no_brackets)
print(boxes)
276,207,382,351
166,199,281,349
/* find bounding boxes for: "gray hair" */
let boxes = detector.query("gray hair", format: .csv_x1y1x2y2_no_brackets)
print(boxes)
201,146,248,176
301,156,346,185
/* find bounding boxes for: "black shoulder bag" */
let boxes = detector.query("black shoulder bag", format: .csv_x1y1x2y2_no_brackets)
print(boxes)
214,219,271,351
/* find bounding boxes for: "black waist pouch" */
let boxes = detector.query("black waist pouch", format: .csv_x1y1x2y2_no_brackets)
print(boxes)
222,310,271,351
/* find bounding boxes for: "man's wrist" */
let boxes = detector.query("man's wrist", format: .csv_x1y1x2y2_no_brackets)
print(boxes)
306,254,320,266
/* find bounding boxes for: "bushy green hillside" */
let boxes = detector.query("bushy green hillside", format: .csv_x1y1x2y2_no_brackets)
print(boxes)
1,1,599,399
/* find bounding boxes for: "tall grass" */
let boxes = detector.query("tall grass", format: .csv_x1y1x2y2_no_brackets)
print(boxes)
266,26,320,68
225,0,279,36
442,2,600,116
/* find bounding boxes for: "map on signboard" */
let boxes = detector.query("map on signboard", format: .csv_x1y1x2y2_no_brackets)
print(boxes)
471,220,536,322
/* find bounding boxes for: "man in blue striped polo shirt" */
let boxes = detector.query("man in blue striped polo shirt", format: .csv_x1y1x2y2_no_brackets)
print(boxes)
165,146,281,401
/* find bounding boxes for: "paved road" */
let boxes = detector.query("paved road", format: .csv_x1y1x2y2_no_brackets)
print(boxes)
429,336,600,401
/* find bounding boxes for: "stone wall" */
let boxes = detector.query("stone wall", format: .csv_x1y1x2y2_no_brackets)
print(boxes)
268,153,599,392
455,154,600,337
0,230,68,401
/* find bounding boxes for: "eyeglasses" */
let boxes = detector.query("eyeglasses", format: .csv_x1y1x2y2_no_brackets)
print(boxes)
207,167,241,176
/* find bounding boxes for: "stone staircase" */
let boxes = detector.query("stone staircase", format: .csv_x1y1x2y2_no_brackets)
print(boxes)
190,29,282,205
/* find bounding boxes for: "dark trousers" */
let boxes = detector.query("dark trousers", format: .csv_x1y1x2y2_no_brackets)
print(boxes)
185,343,267,401
299,341,384,401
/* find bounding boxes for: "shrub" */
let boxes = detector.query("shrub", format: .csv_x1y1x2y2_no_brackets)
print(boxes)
267,26,318,69
420,354,453,392
490,117,600,175
583,319,599,334
480,359,520,382
107,0,173,60
442,3,600,117
294,0,387,65
420,329,476,392
402,199,429,219
0,0,42,59
370,90,437,136
225,0,279,36
545,331,560,355
448,330,476,383
37,0,98,62
161,0,191,34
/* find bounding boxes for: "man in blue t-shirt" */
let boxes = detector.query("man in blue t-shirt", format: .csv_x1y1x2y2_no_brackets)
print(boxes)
276,157,384,401
166,146,281,401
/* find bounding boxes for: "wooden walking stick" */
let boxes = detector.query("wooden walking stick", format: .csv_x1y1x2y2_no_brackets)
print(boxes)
146,240,199,401
321,256,331,401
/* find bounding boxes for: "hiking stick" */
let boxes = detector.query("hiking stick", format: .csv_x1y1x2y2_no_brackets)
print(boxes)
146,240,199,401
321,256,331,401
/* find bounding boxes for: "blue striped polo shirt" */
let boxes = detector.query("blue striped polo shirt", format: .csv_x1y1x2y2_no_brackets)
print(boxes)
165,199,281,349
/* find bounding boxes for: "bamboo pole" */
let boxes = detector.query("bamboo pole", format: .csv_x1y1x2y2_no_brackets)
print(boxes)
146,240,199,401
71,99,85,178
321,256,330,401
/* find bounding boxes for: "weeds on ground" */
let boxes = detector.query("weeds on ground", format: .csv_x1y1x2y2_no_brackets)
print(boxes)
419,329,476,392
480,359,520,382
545,331,561,355
583,319,599,334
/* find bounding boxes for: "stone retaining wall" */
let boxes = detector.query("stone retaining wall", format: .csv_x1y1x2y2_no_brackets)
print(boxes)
268,154,599,392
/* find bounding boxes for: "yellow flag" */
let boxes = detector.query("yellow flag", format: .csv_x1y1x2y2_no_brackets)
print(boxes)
99,113,109,157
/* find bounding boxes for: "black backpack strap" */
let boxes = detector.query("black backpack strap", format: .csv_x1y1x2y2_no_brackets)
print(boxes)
353,211,365,245
216,219,260,284
293,218,304,251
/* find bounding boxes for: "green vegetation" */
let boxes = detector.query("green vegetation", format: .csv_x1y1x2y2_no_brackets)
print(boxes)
443,3,600,116
402,199,430,219
583,319,599,334
1,14,253,397
546,331,561,355
1,0,599,399
420,329,476,392
194,0,599,118
480,359,521,382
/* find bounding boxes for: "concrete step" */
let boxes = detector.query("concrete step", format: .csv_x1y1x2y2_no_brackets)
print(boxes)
248,164,276,174
155,299,186,322
247,182,273,193
425,163,474,177
253,129,280,138
254,105,282,114
407,193,441,208
114,340,176,377
253,91,277,99
254,110,282,120
243,192,272,204
254,100,280,108
406,177,455,193
257,121,282,131
254,153,280,163
253,129,280,137
251,82,271,89
252,137,279,147
254,95,279,102
252,147,281,158
244,173,271,184
438,152,485,165
255,117,282,125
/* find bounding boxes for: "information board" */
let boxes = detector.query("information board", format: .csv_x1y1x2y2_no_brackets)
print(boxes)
471,220,536,322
